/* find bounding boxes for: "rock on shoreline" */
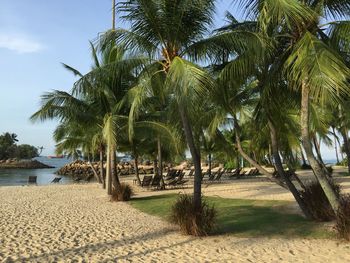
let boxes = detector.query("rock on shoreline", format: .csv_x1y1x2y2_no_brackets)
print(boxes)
0,159,54,169
56,160,96,179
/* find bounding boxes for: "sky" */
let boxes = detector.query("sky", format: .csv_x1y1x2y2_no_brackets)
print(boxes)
0,0,338,159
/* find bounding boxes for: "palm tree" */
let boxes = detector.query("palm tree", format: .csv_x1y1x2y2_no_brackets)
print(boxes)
228,0,350,213
100,0,219,210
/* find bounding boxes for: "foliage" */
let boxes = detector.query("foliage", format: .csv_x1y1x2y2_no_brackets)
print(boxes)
335,194,350,241
169,194,217,236
16,144,40,159
110,183,134,202
0,132,39,160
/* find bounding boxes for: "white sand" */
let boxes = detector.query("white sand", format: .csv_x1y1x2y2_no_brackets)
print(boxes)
1,180,350,262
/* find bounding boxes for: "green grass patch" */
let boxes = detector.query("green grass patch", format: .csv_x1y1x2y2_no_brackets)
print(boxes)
338,172,350,176
130,194,333,238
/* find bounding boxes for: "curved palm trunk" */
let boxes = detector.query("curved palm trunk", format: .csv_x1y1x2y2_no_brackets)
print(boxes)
268,119,312,219
301,83,339,212
313,136,331,177
179,105,202,211
233,116,286,188
340,129,350,174
89,162,102,183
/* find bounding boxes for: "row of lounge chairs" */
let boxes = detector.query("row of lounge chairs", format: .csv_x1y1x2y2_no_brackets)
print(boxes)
28,176,62,184
140,169,189,189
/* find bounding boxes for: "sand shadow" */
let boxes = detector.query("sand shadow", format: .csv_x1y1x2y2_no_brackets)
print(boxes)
22,227,191,262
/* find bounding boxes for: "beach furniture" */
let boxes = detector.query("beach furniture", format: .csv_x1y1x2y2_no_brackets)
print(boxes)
141,175,153,187
164,169,177,181
176,171,188,186
187,169,194,177
51,177,62,183
28,176,37,184
214,170,224,182
150,175,162,189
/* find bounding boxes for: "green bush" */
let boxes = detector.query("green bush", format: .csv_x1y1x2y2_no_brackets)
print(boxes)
300,163,312,170
326,166,333,175
111,183,134,202
170,194,217,236
335,195,350,241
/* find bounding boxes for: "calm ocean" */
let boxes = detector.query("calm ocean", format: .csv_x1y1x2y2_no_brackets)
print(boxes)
0,157,73,186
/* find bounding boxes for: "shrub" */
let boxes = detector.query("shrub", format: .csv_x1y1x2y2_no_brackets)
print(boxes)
300,181,341,221
111,183,134,202
170,194,217,236
335,195,350,241
326,166,333,175
300,163,312,170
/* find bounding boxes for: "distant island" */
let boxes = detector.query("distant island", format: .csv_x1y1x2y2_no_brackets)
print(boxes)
0,132,53,169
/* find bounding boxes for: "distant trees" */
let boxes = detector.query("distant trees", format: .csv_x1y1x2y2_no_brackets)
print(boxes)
0,132,39,160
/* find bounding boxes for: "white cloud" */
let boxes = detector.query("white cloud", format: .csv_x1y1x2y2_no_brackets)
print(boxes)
0,34,44,53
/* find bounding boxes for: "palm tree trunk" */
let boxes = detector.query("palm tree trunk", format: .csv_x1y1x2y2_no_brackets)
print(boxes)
233,116,285,187
340,129,350,173
157,137,165,189
111,147,120,191
106,146,112,195
300,146,307,166
268,119,312,219
179,105,202,211
100,148,106,189
89,162,102,183
134,155,141,185
153,158,158,176
313,135,331,177
208,153,212,177
300,83,339,212
313,135,324,165
332,127,340,164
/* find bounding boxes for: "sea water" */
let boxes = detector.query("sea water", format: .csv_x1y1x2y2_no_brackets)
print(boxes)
0,157,73,186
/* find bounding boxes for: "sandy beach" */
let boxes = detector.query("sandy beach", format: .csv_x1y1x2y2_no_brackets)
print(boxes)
1,172,350,263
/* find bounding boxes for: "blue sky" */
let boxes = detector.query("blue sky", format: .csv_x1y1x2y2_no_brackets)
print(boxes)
0,0,337,159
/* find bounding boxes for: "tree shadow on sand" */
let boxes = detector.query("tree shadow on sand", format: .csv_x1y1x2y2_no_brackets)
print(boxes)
22,227,193,262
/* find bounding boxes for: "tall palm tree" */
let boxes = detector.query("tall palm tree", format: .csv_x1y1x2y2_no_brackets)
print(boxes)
100,0,218,210
232,0,350,212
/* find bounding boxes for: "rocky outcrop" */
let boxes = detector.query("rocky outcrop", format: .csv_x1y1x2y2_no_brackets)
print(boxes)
0,159,54,169
56,160,98,180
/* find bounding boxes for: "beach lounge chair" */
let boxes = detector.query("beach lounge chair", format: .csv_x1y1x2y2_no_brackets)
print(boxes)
150,175,162,189
164,170,178,181
176,171,188,186
207,171,217,181
214,170,224,182
51,177,62,183
141,175,153,187
228,168,241,178
28,176,37,184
